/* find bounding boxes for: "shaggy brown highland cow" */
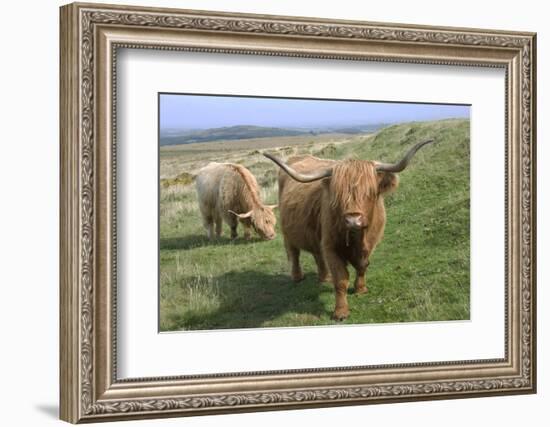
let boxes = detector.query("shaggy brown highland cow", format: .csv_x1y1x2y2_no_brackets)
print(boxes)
196,162,277,241
264,139,434,320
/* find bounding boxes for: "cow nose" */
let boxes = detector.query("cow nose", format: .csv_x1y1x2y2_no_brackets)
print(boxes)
344,214,364,230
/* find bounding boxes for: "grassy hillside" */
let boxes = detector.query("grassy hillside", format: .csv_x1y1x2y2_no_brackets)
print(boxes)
159,119,470,331
160,123,388,146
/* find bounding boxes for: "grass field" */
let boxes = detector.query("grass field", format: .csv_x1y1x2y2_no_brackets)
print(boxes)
159,119,470,331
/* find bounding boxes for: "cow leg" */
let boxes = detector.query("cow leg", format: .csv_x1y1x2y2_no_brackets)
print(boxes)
242,222,252,240
202,216,214,240
313,252,331,283
350,258,369,294
353,265,369,294
227,216,238,239
324,248,350,321
285,241,304,282
215,216,222,238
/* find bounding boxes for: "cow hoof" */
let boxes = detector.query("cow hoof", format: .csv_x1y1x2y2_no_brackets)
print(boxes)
354,286,368,295
318,274,332,283
331,309,349,321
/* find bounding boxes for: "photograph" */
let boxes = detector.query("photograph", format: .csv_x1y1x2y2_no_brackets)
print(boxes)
159,94,471,331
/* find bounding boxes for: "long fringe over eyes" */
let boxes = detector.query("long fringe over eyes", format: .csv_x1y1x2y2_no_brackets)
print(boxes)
329,160,378,210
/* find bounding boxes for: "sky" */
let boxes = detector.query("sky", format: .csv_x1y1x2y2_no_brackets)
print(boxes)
160,93,470,130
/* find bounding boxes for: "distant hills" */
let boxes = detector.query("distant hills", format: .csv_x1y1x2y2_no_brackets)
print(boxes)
159,124,386,146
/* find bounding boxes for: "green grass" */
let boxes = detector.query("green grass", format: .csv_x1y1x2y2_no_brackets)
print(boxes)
159,119,470,331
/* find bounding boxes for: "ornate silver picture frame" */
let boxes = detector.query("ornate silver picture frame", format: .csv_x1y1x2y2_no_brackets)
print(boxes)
60,2,536,423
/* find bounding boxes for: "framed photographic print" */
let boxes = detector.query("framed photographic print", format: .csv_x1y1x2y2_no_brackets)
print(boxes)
60,2,537,423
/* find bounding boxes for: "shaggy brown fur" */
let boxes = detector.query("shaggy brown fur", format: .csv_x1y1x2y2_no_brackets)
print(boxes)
277,155,398,320
196,162,277,240
330,160,379,209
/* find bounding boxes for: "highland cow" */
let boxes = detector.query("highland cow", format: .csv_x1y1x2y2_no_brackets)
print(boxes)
264,139,434,320
195,162,277,241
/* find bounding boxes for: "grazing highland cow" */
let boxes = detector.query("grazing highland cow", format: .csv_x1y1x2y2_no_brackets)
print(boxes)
195,162,277,241
264,139,434,320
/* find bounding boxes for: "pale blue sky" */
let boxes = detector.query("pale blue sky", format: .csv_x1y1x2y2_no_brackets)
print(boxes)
159,93,470,130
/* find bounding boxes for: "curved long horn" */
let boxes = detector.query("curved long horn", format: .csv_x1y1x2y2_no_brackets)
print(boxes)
375,139,435,173
228,209,253,219
263,153,332,183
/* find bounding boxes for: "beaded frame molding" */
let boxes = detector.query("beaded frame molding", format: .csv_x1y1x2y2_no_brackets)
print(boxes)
60,2,536,423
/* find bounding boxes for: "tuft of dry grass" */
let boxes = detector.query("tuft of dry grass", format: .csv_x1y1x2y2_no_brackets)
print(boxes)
161,171,195,188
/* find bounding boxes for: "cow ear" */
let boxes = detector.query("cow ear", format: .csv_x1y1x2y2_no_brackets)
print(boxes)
228,209,253,219
377,172,399,194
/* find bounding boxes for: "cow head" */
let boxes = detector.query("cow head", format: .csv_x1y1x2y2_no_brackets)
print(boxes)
264,139,434,231
329,159,398,231
229,205,277,240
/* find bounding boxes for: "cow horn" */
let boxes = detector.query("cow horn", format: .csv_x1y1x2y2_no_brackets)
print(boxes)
228,209,253,219
375,139,435,173
263,153,333,183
